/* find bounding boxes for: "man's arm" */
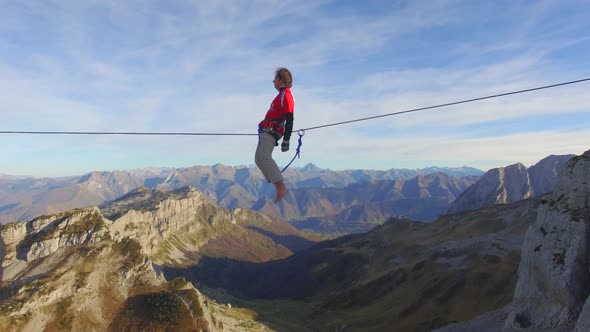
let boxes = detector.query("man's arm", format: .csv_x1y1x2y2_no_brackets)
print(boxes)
283,112,294,141
282,90,295,142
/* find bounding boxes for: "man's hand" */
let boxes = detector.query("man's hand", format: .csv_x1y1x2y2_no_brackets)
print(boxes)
281,140,290,152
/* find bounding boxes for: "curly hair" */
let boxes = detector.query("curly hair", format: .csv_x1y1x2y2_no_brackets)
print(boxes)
275,67,293,87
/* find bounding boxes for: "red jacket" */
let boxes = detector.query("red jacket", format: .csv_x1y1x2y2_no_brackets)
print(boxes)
265,87,294,120
259,87,295,140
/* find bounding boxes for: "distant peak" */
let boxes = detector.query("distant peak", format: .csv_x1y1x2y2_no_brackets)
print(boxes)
505,162,527,171
77,171,102,183
301,163,321,172
114,186,156,201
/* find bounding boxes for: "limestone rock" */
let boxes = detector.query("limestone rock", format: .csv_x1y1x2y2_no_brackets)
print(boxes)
103,186,235,258
552,151,590,212
528,154,574,196
0,222,28,272
20,206,108,261
503,204,589,330
0,222,27,249
449,163,533,214
432,150,590,332
503,150,590,331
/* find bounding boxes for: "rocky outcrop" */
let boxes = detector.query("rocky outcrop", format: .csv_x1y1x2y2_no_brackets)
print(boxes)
103,187,219,255
435,150,590,332
448,155,574,215
1,207,108,269
503,150,590,331
448,163,533,214
528,154,574,196
24,207,108,261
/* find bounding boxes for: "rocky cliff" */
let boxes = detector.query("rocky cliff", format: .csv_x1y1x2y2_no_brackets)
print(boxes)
435,149,590,332
448,154,573,214
527,154,575,196
448,163,533,214
0,186,312,331
504,150,590,331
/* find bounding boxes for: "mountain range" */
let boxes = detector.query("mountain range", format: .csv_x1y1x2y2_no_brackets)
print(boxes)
0,156,572,238
0,164,482,227
258,172,478,235
1,178,536,331
0,149,588,331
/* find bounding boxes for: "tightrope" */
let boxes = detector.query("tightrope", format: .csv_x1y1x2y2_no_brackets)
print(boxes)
1,77,589,136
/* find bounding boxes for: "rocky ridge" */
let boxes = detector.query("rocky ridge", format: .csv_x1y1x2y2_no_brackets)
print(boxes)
0,186,308,331
448,154,573,214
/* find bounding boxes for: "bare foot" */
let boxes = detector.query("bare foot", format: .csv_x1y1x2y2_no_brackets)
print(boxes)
274,181,289,203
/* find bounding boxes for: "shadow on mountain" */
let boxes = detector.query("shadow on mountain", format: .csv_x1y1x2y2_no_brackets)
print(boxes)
143,176,167,188
162,239,365,300
161,198,543,331
246,226,316,252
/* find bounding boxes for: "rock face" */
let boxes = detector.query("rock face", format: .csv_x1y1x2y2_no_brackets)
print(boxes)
1,206,108,274
101,187,220,258
448,163,533,214
434,149,590,332
448,155,573,214
503,150,590,331
528,154,574,196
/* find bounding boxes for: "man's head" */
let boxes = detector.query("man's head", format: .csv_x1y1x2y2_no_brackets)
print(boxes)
274,67,293,90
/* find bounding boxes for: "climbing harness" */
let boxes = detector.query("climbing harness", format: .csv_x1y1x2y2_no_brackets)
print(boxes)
281,129,305,173
258,118,285,142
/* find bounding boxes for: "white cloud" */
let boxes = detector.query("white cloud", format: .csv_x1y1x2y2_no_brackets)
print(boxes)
302,129,590,171
0,0,589,176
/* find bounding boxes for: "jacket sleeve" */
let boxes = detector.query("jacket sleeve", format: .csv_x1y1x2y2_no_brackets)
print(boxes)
283,90,295,141
284,113,294,141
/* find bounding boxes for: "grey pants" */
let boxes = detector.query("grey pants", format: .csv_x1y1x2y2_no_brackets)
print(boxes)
255,132,283,184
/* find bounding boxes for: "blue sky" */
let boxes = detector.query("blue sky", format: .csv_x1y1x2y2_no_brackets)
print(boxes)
1,0,590,177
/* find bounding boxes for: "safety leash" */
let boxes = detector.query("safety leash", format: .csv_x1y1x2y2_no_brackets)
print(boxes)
281,130,305,173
